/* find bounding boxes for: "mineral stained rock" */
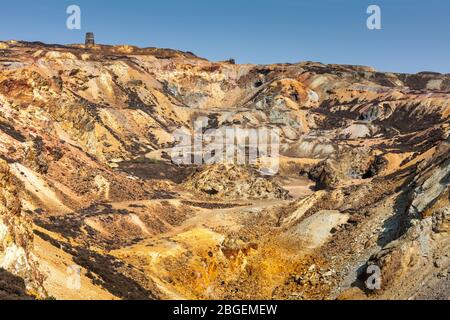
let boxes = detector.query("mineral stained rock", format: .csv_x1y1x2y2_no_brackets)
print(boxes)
0,41,448,300
0,160,46,299
184,164,290,200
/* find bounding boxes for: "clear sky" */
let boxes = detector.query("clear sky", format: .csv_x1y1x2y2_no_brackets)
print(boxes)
1,0,449,73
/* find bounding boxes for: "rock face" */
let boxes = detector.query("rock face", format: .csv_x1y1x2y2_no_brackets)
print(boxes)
0,160,46,299
308,148,387,189
184,164,290,200
408,143,450,219
367,206,449,299
0,41,448,300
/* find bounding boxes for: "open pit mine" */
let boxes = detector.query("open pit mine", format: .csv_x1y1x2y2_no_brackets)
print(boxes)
0,40,448,300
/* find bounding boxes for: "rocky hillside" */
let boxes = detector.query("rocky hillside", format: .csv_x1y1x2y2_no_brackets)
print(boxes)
0,160,46,299
0,40,448,300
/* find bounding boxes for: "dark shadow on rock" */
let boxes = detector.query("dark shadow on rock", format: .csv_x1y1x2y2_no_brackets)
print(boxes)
348,262,371,294
377,189,412,247
119,158,196,184
34,230,158,300
377,169,420,248
0,268,35,300
377,151,449,247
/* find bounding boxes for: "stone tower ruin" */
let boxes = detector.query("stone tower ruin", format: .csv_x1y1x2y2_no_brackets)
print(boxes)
85,32,95,46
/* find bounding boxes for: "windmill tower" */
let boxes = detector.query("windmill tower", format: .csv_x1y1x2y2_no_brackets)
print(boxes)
85,32,95,46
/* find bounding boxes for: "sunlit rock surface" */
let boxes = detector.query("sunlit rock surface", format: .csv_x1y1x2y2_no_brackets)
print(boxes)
0,41,448,300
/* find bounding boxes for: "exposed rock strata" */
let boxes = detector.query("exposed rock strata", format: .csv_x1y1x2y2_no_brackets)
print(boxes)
0,41,448,300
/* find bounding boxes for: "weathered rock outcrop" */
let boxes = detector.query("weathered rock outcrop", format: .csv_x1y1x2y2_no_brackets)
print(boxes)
407,143,450,219
184,164,290,200
0,160,46,298
362,144,449,298
0,41,448,300
308,147,387,189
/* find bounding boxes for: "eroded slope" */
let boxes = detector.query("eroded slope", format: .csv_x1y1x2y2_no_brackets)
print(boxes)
0,41,448,300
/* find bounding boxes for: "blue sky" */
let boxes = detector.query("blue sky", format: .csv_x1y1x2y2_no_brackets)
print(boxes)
0,0,449,73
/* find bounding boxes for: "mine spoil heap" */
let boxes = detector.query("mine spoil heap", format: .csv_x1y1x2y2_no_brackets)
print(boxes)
0,40,448,300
